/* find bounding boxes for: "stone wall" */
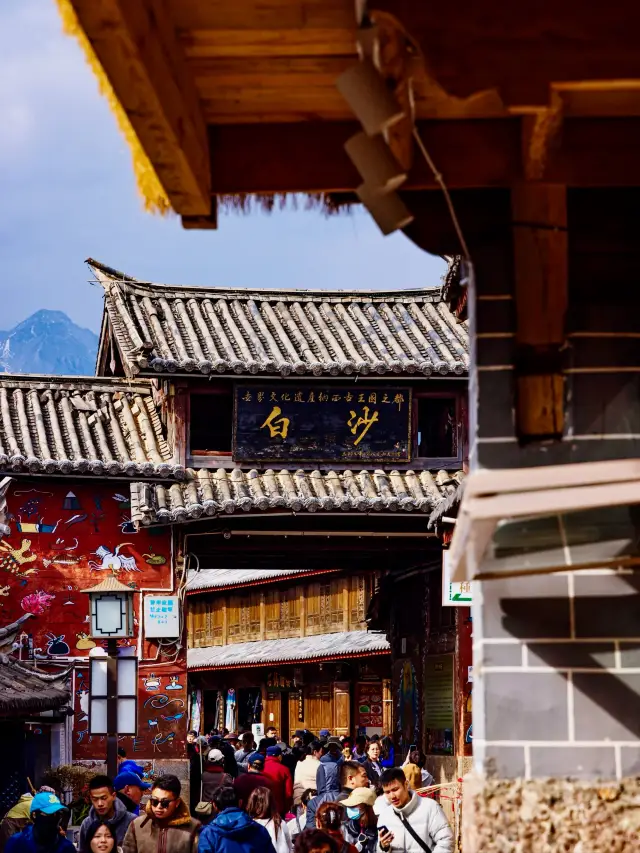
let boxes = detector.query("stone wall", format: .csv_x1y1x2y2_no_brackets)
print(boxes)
462,773,640,853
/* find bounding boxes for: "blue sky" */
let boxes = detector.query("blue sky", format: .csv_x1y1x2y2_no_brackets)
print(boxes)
0,1,445,334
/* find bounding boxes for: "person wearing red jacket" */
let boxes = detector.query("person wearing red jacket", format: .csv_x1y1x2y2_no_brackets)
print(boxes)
262,746,293,817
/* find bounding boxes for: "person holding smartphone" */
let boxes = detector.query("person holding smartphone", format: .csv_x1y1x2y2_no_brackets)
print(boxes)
376,769,453,853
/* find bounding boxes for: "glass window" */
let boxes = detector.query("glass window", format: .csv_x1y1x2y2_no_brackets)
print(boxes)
416,397,457,458
190,393,233,454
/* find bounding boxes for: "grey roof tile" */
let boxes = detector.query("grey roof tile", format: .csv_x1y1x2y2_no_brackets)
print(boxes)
90,261,469,379
188,630,390,670
0,375,184,480
131,467,465,525
0,653,71,714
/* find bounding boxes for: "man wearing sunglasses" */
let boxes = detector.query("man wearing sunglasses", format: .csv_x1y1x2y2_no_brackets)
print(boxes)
123,775,200,853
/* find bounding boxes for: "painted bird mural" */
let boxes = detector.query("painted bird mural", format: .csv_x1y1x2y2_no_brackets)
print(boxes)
89,543,141,573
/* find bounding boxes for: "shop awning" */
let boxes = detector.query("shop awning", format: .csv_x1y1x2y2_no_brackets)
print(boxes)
0,655,71,716
188,630,390,671
186,568,338,594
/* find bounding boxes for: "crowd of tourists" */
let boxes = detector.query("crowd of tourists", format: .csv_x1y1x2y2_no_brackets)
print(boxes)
1,729,452,853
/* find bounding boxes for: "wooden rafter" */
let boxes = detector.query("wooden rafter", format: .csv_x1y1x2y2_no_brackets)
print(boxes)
68,0,211,216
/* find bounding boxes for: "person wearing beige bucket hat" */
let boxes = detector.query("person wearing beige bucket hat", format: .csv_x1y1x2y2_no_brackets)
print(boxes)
340,788,378,853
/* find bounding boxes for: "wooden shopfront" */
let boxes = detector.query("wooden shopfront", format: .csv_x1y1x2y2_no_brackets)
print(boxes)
186,562,393,739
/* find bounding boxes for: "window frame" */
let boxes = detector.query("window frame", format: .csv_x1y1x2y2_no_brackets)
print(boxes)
188,388,235,465
412,391,464,467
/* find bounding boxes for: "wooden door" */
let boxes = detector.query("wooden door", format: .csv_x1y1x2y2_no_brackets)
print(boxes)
264,689,281,737
333,681,351,737
306,684,332,732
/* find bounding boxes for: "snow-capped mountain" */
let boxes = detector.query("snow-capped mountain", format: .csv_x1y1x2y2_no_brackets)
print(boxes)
0,310,98,376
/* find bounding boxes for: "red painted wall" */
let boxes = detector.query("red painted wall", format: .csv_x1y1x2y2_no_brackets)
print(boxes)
1,479,187,762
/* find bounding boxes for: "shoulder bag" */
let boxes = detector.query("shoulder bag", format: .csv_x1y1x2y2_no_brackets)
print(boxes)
398,811,433,853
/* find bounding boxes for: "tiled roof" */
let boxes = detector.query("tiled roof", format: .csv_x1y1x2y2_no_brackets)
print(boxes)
0,375,184,479
428,481,465,528
131,467,465,525
186,568,337,593
0,654,71,715
91,260,469,379
188,630,390,670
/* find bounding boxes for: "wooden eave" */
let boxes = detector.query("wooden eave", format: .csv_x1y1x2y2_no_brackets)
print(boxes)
63,0,640,226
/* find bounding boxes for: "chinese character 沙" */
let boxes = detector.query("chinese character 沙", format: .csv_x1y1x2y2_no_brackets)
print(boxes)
260,406,290,439
347,406,380,446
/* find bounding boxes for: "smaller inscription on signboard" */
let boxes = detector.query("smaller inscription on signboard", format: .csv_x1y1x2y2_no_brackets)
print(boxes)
234,385,412,462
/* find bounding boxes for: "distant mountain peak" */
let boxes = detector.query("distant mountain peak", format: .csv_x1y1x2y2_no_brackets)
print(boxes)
0,310,98,376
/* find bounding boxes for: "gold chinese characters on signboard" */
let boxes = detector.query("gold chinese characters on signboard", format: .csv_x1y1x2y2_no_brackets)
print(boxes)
234,385,412,462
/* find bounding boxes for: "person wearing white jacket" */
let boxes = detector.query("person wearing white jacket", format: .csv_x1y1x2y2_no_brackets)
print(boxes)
376,768,453,853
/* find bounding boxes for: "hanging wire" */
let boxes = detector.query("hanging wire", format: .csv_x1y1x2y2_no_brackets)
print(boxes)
412,127,471,262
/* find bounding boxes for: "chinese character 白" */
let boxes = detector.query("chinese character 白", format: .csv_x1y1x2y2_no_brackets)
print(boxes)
347,406,380,446
260,406,290,439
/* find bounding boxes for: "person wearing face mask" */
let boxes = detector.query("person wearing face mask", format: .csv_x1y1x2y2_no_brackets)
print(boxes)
84,822,120,853
5,793,74,853
340,789,377,853
122,775,200,853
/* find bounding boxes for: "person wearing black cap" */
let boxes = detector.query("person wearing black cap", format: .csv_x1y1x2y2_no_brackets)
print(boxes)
232,753,275,810
262,746,293,817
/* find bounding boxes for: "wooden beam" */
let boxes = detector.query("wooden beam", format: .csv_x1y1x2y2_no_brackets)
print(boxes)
209,117,640,196
512,184,567,440
209,119,521,193
70,0,211,215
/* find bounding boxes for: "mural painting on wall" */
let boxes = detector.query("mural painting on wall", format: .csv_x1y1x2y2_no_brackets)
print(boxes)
1,481,186,760
395,659,419,748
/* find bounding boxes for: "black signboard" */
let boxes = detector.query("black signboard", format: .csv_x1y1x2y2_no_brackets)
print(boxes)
233,385,412,462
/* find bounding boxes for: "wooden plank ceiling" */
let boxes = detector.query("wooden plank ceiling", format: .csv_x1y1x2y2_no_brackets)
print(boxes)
67,0,640,221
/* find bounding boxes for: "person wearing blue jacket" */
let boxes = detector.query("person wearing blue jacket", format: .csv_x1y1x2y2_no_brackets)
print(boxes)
314,739,343,794
6,793,74,853
198,788,276,853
